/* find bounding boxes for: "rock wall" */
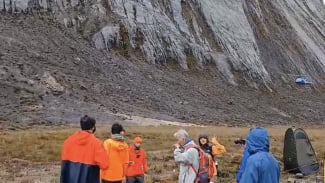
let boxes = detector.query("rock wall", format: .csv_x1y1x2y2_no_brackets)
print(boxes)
1,0,325,87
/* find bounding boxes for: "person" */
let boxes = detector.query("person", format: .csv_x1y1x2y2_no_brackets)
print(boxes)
198,134,226,182
173,129,200,183
198,134,216,182
101,123,129,183
210,136,226,176
126,136,148,183
198,134,213,157
210,137,226,157
236,128,255,183
239,127,280,183
60,115,108,183
236,146,249,183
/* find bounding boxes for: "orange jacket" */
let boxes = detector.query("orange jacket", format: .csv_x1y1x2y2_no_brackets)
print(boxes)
101,138,129,181
60,131,108,183
126,145,148,177
211,137,226,156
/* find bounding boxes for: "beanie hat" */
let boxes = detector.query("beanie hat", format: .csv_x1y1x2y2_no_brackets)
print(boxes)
133,136,143,143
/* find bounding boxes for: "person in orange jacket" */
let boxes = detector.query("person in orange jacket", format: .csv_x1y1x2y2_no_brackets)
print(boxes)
60,115,109,183
126,137,148,183
101,123,129,183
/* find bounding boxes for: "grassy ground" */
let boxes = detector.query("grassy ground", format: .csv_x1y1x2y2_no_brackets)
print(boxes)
0,124,324,183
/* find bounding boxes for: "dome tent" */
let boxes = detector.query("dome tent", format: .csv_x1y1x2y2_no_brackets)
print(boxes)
283,127,319,175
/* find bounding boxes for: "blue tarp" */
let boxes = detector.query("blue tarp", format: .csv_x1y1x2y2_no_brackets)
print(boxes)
295,76,312,85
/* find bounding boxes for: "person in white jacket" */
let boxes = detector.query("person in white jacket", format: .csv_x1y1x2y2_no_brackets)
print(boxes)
173,129,200,183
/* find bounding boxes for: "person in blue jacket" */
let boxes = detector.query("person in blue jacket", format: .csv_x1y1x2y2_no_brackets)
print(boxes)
240,127,280,183
236,146,249,183
236,128,253,183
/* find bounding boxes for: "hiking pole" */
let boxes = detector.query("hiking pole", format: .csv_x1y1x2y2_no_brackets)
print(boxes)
323,159,324,183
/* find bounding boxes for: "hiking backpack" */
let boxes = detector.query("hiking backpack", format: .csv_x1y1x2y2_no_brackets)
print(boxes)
186,145,215,183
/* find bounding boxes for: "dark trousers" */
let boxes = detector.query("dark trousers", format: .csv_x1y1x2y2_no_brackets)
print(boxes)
102,180,122,183
126,175,144,183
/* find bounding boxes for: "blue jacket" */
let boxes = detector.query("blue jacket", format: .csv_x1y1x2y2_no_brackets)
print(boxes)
240,127,280,183
236,146,250,182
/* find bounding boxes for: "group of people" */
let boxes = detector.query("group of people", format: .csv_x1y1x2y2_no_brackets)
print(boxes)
60,115,280,183
60,115,147,183
173,130,227,183
173,127,280,183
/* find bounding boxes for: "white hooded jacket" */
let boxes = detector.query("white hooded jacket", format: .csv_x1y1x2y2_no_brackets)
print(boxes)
174,139,200,183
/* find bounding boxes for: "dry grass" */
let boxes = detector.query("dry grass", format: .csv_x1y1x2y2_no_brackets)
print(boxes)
0,125,324,183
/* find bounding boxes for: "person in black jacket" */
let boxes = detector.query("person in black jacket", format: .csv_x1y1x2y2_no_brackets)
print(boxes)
198,134,216,182
198,134,213,158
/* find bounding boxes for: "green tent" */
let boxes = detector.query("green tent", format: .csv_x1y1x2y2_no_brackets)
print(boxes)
283,127,319,175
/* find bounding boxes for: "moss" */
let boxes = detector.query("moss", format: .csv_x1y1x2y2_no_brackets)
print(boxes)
186,52,198,71
101,0,110,14
165,58,180,71
134,27,144,48
249,13,268,39
161,36,170,48
114,22,131,58
180,1,199,42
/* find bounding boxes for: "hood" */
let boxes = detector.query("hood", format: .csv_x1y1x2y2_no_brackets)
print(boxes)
198,134,209,146
246,127,269,154
183,139,196,148
70,131,94,145
108,139,129,151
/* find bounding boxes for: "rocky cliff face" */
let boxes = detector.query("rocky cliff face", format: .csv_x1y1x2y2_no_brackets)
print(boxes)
2,0,325,87
1,0,325,125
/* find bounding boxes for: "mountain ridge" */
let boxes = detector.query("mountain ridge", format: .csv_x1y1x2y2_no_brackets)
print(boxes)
1,1,325,125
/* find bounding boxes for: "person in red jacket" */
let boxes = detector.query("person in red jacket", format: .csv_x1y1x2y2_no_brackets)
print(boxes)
60,115,109,183
126,136,148,183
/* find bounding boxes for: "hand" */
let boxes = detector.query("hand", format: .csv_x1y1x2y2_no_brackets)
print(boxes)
173,143,180,148
211,137,218,144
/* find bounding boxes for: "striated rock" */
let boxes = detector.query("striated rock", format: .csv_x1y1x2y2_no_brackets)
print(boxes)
243,0,325,85
99,0,236,83
92,25,121,50
95,0,325,86
1,1,325,125
1,0,325,87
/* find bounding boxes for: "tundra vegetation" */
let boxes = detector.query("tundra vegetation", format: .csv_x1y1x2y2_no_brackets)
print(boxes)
0,124,324,182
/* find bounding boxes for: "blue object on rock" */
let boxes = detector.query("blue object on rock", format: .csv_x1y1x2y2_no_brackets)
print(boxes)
295,76,312,85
